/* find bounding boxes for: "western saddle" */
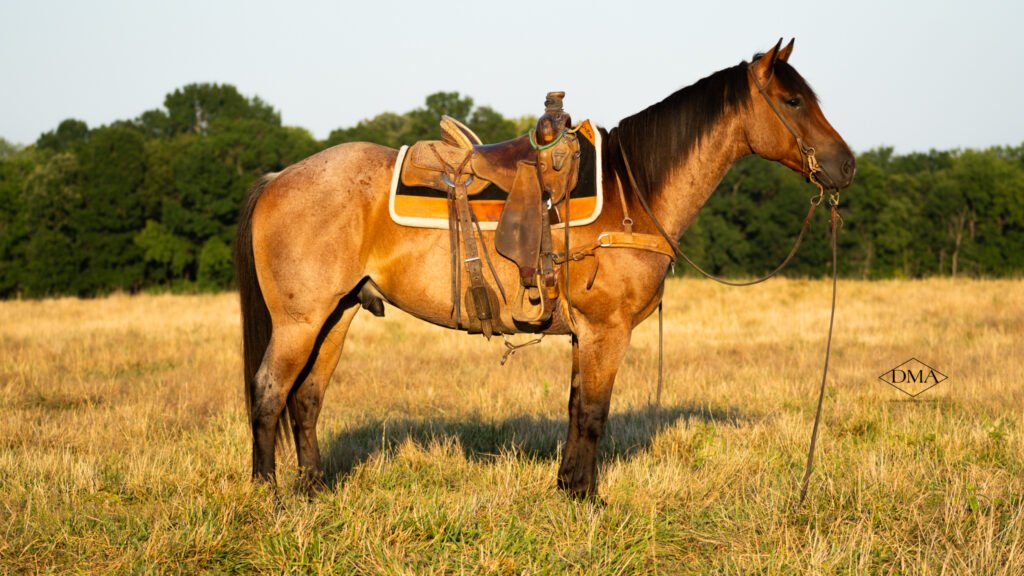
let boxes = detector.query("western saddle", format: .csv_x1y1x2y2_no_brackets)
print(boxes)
400,92,583,337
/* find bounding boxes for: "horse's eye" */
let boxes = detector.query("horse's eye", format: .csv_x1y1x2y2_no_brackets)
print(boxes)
786,97,802,108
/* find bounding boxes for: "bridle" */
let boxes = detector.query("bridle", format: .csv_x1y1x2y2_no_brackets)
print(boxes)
747,61,836,202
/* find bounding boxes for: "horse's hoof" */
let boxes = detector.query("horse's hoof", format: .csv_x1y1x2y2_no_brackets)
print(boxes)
296,475,328,497
565,490,606,507
558,478,602,503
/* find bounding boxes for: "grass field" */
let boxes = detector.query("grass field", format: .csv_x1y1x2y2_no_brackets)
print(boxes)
1,278,1022,574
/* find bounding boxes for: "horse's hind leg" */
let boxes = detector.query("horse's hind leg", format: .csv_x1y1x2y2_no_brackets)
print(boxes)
251,321,324,482
286,297,361,489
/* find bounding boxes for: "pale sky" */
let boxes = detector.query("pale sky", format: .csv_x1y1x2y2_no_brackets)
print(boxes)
1,0,1021,153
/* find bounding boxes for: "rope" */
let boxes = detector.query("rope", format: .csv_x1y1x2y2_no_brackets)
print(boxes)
528,128,567,151
797,199,840,507
656,300,664,407
500,334,545,366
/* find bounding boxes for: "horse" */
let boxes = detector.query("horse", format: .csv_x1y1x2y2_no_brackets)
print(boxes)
233,39,856,499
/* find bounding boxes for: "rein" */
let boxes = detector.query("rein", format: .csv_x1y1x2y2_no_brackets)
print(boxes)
618,138,824,287
614,62,843,507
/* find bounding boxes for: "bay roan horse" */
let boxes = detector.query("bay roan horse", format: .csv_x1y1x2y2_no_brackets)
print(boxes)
234,39,856,498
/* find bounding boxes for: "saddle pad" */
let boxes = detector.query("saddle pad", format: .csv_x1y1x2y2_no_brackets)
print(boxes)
388,120,603,230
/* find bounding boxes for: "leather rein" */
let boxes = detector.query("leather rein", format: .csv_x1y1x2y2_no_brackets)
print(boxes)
609,62,843,507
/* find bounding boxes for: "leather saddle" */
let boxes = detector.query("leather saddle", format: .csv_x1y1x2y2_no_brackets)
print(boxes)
400,92,582,326
401,118,580,203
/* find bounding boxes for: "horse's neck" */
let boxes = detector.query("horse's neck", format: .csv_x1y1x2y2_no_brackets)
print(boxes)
640,116,748,240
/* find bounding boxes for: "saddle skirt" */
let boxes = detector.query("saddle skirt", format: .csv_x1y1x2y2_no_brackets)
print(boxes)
388,119,603,231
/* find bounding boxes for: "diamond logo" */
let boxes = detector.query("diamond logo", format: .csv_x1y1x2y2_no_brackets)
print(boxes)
879,358,948,398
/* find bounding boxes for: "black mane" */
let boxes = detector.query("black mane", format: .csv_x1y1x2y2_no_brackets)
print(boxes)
611,56,817,196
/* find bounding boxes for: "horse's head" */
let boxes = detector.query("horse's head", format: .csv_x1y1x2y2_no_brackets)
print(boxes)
745,39,855,189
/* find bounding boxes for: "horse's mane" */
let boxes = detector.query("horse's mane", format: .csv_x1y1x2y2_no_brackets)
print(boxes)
612,57,818,196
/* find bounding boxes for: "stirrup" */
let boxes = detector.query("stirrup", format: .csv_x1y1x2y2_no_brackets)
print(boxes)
510,284,551,324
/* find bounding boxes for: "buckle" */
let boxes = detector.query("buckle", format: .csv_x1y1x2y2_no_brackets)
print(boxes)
441,173,474,188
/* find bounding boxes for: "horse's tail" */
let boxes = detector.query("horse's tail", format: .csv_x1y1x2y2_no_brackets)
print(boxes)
234,173,278,428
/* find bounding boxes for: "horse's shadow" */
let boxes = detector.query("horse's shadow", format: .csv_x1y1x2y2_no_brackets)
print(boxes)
320,402,745,487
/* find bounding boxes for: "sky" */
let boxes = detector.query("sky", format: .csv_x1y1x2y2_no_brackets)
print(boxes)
1,0,1021,154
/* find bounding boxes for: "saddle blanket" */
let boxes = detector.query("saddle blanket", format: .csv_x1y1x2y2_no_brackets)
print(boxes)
388,120,603,230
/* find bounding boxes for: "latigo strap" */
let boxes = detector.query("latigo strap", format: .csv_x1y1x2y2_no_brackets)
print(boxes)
453,172,495,339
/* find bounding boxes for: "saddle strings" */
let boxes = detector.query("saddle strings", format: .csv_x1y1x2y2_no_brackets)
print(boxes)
431,143,464,327
500,334,545,365
470,209,508,305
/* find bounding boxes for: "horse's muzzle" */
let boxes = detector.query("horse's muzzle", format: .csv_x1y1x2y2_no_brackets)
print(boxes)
817,149,856,189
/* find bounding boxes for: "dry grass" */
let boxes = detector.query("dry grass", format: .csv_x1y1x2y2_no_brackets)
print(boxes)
1,278,1022,574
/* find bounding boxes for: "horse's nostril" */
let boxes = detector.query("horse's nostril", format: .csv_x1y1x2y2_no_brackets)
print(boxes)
841,159,853,177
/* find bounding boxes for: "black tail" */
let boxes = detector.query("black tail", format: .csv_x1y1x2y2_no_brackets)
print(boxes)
234,173,277,428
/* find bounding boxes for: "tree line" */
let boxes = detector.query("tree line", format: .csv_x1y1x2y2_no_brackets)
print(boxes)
0,83,1021,298
0,85,529,297
682,145,1024,279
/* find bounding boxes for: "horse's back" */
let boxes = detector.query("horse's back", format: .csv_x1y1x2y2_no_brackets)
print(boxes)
258,142,396,209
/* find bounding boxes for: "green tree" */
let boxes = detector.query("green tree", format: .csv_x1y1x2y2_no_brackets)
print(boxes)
163,83,279,135
837,150,889,278
948,149,1024,276
0,137,22,160
325,112,409,149
325,92,521,148
197,236,233,290
71,125,149,293
134,220,193,283
36,119,89,153
0,147,35,295
135,109,172,138
20,153,82,296
469,106,519,143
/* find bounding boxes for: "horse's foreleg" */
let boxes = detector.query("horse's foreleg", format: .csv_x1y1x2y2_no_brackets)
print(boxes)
561,335,583,476
557,321,631,499
286,301,360,489
251,323,321,482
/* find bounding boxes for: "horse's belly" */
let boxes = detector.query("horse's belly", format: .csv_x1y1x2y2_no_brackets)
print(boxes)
366,227,573,335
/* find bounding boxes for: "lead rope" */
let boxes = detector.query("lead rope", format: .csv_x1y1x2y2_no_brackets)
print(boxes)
797,193,841,507
656,300,664,406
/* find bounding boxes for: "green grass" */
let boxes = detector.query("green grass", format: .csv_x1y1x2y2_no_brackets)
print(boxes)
1,279,1022,574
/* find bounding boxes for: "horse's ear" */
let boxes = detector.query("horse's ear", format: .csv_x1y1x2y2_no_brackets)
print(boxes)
778,38,795,63
752,38,784,84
